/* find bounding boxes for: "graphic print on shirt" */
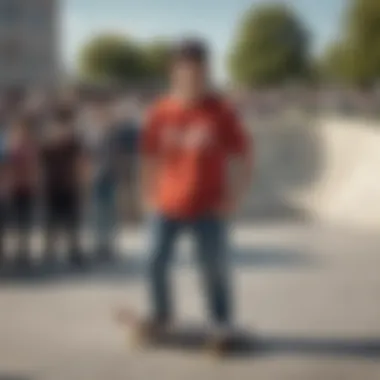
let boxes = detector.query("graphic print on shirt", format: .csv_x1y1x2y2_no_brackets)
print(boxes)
161,122,214,151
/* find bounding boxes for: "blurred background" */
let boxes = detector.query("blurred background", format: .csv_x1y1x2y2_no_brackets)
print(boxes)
1,0,380,379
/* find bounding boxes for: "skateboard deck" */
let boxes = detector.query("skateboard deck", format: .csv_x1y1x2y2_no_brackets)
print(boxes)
115,308,251,357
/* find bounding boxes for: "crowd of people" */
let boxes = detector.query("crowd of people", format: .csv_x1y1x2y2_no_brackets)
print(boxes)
0,89,141,269
0,82,378,272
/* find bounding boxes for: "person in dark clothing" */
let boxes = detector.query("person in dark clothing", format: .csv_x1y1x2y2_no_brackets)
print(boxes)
83,97,124,261
112,98,141,223
116,118,141,222
7,114,40,267
41,107,86,266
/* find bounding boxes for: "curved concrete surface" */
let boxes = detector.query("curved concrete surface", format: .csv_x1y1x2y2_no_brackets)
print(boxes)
241,117,380,229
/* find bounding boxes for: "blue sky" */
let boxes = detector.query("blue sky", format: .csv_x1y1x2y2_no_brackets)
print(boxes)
62,0,346,80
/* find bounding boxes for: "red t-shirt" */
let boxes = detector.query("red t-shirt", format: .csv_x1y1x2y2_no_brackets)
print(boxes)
141,94,250,219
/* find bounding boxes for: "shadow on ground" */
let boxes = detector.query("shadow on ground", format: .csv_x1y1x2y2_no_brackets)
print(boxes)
250,335,380,360
236,196,313,224
113,324,380,360
223,334,380,360
0,246,318,285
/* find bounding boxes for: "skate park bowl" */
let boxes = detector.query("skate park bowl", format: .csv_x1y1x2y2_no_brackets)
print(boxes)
239,116,380,231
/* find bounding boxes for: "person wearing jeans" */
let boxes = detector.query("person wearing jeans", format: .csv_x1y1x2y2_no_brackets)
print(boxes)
93,174,116,257
140,38,252,334
83,96,121,260
149,213,230,324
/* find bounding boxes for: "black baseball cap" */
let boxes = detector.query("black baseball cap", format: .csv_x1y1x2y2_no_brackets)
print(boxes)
171,38,209,64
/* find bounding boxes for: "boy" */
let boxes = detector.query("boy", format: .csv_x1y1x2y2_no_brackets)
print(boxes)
41,107,86,266
136,39,252,338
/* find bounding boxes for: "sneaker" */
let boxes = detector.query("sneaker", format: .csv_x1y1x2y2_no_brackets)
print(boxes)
206,323,235,353
116,308,170,343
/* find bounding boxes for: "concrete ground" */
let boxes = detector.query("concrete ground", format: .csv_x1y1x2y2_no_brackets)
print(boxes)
1,222,380,380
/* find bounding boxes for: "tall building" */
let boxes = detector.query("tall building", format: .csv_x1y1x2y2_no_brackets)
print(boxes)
0,0,60,89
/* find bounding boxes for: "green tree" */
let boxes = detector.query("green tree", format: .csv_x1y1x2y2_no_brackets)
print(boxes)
228,3,311,87
319,42,349,82
78,34,147,84
144,40,172,79
321,0,380,86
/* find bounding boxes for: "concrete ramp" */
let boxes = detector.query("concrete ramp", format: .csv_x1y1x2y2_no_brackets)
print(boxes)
241,117,380,230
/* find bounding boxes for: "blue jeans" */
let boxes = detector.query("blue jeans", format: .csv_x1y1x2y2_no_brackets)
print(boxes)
93,178,116,251
148,213,232,325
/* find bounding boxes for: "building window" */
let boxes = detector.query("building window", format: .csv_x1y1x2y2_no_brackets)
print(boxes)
0,0,21,23
28,5,49,27
0,38,22,65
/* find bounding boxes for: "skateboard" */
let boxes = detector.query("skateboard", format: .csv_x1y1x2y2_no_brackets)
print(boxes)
115,308,244,357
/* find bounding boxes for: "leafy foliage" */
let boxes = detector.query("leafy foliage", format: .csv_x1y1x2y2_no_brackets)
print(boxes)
79,34,171,84
322,0,380,86
228,4,311,87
